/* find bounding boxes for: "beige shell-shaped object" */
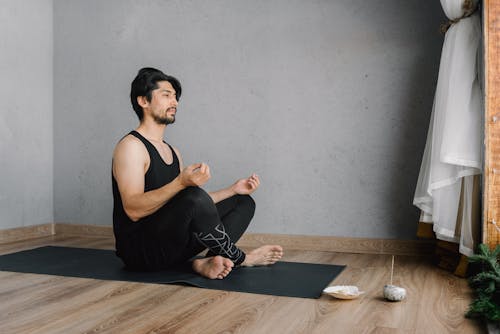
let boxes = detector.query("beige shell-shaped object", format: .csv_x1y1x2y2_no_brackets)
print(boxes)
323,285,364,299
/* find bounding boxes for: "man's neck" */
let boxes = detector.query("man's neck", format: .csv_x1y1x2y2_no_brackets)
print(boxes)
136,120,167,142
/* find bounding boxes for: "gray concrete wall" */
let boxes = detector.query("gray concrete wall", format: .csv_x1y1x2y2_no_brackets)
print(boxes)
0,0,54,229
53,0,445,239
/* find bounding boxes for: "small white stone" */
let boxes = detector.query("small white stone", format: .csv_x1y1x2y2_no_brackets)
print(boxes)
383,284,406,301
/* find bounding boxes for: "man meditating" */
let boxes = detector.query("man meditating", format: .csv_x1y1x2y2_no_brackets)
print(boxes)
112,67,283,279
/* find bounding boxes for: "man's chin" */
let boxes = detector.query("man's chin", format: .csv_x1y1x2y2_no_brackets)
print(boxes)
154,116,175,125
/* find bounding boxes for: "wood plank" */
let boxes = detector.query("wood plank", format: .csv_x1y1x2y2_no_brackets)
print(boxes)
238,233,435,256
0,235,485,333
1,223,436,256
484,0,500,248
0,223,53,244
54,223,113,238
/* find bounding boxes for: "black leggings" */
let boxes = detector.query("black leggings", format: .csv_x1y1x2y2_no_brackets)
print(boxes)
118,187,254,271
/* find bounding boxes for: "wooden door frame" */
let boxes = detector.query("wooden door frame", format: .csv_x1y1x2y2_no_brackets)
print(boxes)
483,0,500,248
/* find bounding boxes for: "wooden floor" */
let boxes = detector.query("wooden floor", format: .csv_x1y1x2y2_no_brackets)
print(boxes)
0,235,485,334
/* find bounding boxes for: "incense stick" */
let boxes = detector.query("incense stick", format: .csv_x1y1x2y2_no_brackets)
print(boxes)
390,255,394,285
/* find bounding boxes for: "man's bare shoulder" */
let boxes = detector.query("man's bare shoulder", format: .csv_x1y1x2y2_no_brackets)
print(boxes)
114,134,145,153
113,134,149,165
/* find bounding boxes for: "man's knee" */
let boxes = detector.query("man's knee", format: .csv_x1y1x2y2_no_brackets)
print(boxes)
238,195,256,217
178,186,213,210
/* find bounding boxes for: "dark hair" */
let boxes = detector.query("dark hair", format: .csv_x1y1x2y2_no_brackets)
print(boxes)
130,67,182,120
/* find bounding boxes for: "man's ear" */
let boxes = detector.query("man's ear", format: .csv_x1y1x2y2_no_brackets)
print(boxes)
137,96,149,108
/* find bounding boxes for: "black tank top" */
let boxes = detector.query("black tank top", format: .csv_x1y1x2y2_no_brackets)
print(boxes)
112,130,180,240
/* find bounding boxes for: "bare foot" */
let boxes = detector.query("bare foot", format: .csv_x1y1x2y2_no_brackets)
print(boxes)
241,245,284,267
192,256,234,279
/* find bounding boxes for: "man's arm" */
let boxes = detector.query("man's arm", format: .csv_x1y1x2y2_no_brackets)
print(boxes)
113,136,210,221
209,187,238,204
208,174,261,204
172,146,260,204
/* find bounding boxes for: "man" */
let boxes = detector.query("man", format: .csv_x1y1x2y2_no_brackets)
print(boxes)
112,67,283,279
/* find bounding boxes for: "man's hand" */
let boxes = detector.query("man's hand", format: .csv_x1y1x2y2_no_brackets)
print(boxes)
178,163,211,187
231,173,260,195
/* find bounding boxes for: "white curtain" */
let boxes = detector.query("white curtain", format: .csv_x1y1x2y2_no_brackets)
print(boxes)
413,0,482,257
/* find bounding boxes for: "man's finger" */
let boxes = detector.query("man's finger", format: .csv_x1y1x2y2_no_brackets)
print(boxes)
200,163,208,174
190,163,202,171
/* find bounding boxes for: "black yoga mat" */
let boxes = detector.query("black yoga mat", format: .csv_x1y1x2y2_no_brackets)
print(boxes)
0,246,345,299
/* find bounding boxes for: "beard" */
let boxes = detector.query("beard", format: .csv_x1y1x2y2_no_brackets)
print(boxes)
153,110,176,125
153,114,175,125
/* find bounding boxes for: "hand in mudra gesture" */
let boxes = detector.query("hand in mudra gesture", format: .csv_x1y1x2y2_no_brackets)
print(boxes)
231,173,260,195
179,163,211,187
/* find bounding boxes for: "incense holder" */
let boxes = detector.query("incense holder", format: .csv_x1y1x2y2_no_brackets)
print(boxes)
383,284,406,301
